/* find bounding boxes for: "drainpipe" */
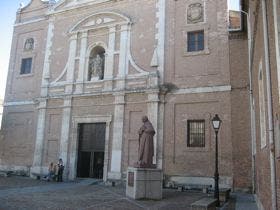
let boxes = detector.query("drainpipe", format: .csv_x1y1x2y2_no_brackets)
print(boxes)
230,7,257,193
239,8,257,194
261,0,277,209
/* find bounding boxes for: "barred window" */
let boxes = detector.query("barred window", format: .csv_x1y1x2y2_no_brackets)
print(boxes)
20,58,32,74
187,120,205,147
187,31,204,52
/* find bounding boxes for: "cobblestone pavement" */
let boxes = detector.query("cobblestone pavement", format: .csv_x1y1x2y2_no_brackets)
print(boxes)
0,176,256,210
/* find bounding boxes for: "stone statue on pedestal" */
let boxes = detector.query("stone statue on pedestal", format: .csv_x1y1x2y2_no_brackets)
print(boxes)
89,54,104,80
135,116,156,168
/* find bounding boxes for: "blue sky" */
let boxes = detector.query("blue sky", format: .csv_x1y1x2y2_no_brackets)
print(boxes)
0,0,239,100
0,0,30,99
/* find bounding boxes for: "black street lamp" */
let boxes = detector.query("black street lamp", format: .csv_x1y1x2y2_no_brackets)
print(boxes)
212,114,222,207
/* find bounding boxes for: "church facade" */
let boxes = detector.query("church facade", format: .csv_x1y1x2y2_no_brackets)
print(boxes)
0,0,252,191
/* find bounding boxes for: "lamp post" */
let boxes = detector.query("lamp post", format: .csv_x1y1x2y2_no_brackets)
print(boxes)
212,114,222,207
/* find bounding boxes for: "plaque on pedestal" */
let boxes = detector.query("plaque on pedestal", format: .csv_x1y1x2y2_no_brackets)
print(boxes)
126,167,162,200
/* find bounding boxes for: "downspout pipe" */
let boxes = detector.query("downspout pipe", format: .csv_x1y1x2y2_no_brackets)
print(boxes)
261,0,277,209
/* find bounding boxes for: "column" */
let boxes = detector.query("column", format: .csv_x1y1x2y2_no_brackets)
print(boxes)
59,97,72,179
31,100,47,175
104,27,116,91
75,32,88,94
116,24,129,90
108,93,125,179
156,0,166,84
65,34,78,94
105,26,116,79
41,21,54,97
147,91,160,166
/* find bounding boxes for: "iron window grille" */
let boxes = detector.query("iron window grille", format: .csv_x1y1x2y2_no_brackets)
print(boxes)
187,120,205,147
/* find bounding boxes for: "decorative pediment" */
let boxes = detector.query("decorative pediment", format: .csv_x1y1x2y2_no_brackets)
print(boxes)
18,0,49,12
69,12,130,33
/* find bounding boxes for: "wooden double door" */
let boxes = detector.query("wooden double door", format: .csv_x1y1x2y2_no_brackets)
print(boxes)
77,123,106,179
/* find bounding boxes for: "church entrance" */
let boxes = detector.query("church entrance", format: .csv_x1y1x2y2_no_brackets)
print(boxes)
77,123,106,179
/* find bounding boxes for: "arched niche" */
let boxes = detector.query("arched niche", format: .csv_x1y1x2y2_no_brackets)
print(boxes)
88,46,106,81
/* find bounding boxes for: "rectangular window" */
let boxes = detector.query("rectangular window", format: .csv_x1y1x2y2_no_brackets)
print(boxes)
187,120,205,147
228,0,242,31
187,31,204,52
20,58,32,74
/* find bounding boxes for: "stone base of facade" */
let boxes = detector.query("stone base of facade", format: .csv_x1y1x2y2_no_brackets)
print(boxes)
126,167,162,200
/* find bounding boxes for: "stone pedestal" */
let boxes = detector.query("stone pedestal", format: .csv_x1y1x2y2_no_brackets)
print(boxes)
126,167,162,200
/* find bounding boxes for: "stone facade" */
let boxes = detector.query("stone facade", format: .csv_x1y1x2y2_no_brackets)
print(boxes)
0,0,252,192
248,0,280,209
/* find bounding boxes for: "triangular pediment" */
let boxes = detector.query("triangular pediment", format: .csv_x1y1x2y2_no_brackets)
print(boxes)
69,12,130,33
19,0,49,12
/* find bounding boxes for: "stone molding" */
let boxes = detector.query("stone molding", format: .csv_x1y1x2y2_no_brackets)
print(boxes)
69,115,112,181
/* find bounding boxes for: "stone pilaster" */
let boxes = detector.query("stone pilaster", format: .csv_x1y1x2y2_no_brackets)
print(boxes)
108,93,125,180
118,24,129,77
147,91,160,166
59,97,72,178
31,100,47,175
75,32,88,94
65,34,78,94
104,26,116,91
41,20,54,97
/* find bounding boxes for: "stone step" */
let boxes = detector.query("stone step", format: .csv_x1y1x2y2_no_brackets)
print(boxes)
191,197,217,210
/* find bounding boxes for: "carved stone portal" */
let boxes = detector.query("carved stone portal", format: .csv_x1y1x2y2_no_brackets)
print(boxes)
187,3,204,24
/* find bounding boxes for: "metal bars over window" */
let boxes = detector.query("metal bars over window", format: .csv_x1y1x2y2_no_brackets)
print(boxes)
187,120,205,147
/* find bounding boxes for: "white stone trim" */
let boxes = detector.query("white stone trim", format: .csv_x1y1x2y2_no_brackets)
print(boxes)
41,21,54,97
14,17,47,27
59,97,72,178
4,101,35,106
171,85,231,95
69,115,112,181
68,11,130,33
52,1,113,15
77,32,88,82
108,93,125,179
272,0,280,104
126,23,147,74
104,27,116,79
31,100,47,175
118,24,129,76
156,0,166,83
65,34,78,94
147,92,160,166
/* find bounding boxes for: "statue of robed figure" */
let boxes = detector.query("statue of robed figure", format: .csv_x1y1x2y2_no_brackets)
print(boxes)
135,116,156,168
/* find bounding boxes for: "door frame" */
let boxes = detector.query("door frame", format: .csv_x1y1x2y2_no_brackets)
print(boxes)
69,115,112,181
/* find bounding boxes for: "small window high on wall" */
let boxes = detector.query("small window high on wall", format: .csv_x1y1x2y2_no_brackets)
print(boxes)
228,0,242,31
20,58,32,74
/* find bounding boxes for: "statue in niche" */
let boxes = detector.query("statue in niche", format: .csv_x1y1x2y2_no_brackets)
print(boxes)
134,116,156,168
89,54,104,80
